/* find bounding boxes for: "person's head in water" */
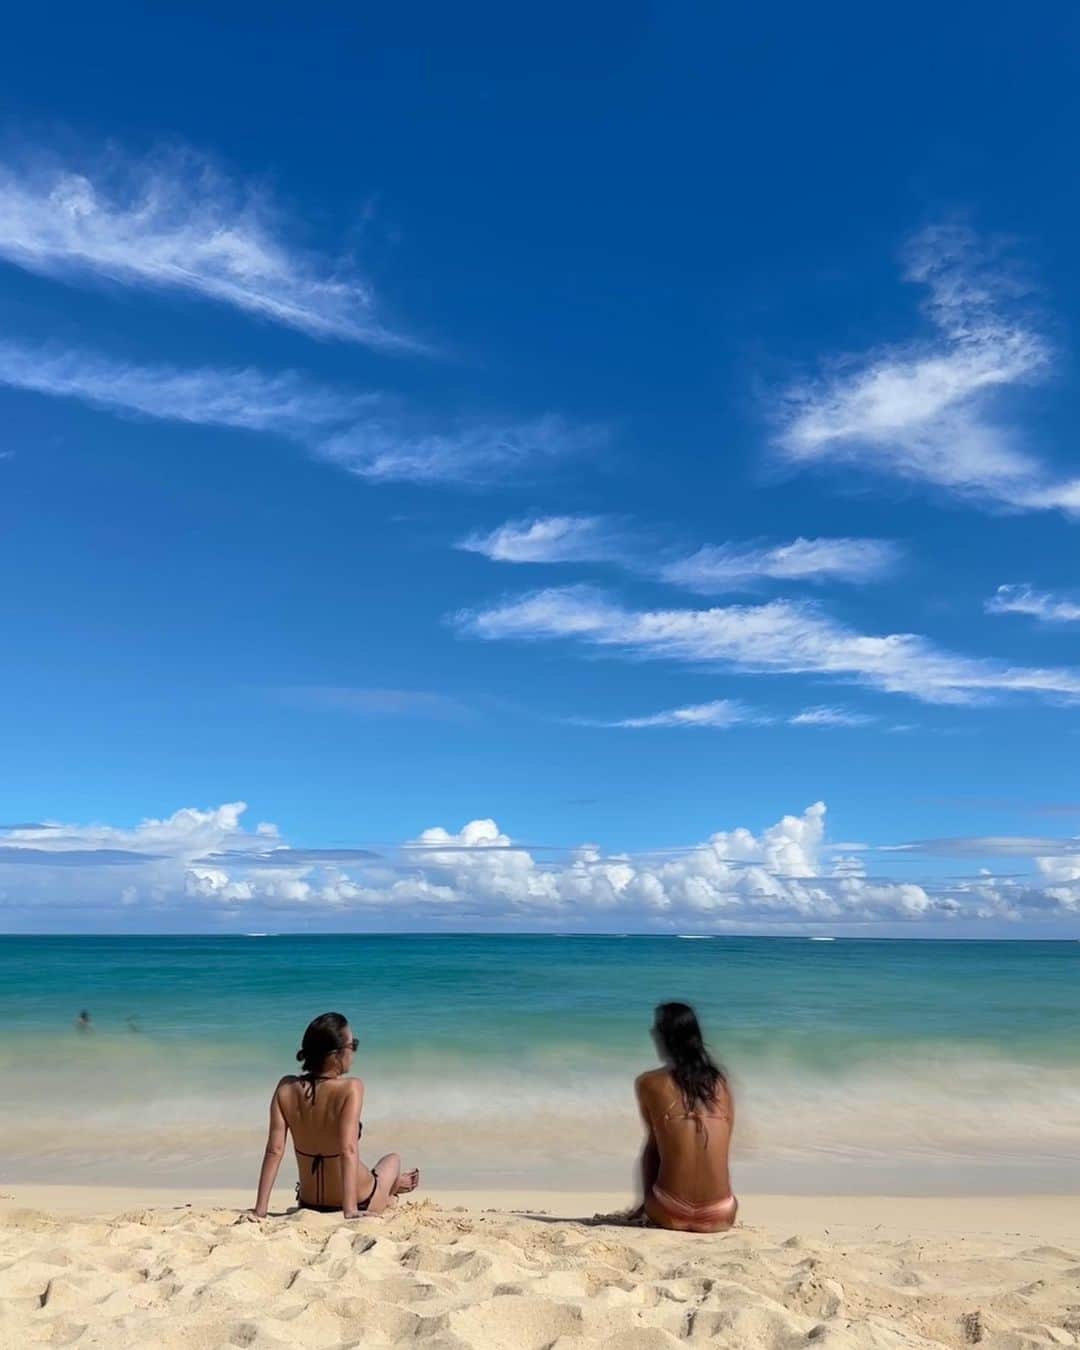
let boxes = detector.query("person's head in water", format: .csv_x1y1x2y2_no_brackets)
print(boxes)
652,1002,725,1111
75,1010,91,1030
296,1012,357,1081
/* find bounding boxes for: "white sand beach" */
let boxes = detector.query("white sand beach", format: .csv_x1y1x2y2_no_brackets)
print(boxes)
2,1187,1078,1348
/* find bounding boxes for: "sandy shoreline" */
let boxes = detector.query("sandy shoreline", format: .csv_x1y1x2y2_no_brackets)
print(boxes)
2,1188,1078,1348
3,1185,1080,1240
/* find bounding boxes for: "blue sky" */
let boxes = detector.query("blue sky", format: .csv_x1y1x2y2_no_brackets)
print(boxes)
3,2,1080,933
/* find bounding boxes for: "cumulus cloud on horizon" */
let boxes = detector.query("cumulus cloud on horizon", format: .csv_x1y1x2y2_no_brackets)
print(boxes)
1,800,1078,933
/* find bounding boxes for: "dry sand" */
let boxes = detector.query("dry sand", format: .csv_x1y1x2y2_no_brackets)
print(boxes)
1,1187,1078,1348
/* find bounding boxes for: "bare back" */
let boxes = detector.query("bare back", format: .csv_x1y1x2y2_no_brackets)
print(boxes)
637,1067,733,1206
276,1074,370,1208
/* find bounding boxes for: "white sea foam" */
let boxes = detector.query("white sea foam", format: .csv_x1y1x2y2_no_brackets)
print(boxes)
2,1035,1077,1191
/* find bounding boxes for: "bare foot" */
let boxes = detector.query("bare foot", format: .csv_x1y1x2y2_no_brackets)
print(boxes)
393,1168,420,1195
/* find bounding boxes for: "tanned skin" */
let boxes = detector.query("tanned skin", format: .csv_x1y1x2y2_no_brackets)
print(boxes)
632,1067,735,1233
247,1023,419,1219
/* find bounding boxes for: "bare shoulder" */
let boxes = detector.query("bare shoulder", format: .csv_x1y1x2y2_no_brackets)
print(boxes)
635,1068,669,1098
330,1075,363,1102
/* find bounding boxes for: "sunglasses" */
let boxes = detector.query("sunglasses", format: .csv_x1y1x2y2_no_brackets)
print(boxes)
342,1037,359,1053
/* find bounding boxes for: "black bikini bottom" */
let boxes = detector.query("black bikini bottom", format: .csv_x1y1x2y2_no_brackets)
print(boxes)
299,1168,379,1214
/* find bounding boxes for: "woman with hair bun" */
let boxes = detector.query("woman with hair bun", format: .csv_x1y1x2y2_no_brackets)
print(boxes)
631,1002,736,1232
248,1012,419,1219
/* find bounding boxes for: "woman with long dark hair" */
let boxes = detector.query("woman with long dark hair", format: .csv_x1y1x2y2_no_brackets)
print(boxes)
248,1012,419,1219
632,1001,736,1231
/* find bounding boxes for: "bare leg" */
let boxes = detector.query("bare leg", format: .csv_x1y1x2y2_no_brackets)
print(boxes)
362,1154,420,1215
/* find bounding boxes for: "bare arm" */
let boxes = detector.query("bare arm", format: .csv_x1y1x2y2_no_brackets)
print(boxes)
338,1079,364,1218
634,1074,661,1209
252,1082,289,1217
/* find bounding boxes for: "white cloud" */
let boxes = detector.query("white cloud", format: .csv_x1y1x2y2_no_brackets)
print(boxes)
185,866,255,903
887,834,1080,859
986,584,1080,624
776,224,1080,515
459,515,624,564
579,700,878,733
6,798,1068,930
591,698,764,729
454,585,1080,705
0,340,369,435
0,148,411,347
789,706,875,727
0,802,268,867
461,517,900,593
320,415,602,486
659,537,900,592
1034,853,1080,886
0,338,596,486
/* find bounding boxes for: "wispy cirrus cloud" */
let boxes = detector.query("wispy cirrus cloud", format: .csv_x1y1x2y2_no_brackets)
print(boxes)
986,584,1080,624
585,698,765,730
0,340,370,435
579,700,880,733
788,706,875,727
659,536,900,592
321,416,602,487
0,148,414,348
461,513,899,591
0,338,596,486
459,514,627,564
887,834,1080,859
775,224,1080,515
454,585,1080,706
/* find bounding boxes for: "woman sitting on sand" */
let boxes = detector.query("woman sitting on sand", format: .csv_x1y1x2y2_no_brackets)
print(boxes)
249,1011,419,1219
631,1001,736,1232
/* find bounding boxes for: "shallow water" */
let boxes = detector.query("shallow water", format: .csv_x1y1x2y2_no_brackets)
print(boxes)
1,935,1077,1192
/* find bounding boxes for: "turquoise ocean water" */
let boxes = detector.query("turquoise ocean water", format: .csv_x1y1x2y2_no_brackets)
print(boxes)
0,935,1077,1193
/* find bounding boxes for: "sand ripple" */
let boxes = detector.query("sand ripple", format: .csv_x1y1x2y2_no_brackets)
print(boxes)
1,1201,1078,1348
